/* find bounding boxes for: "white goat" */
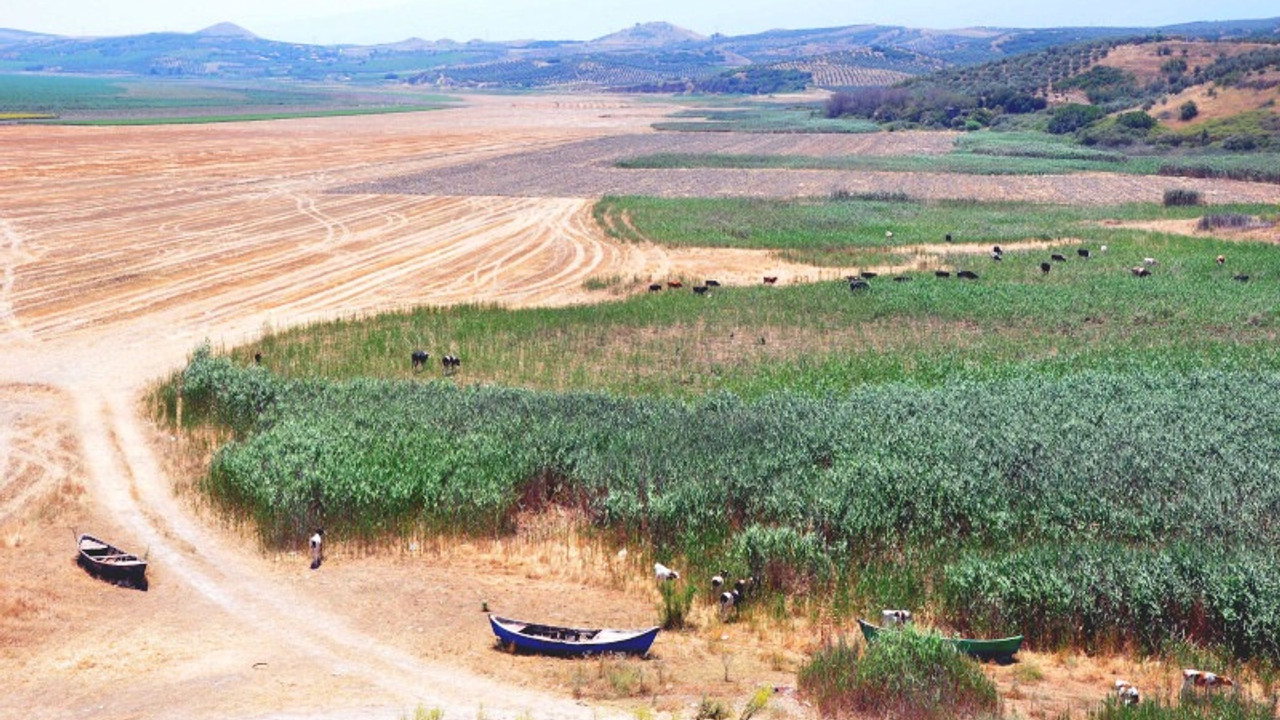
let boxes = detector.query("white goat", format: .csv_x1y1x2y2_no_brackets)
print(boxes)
654,562,680,581
309,528,324,570
1114,679,1140,705
881,609,913,627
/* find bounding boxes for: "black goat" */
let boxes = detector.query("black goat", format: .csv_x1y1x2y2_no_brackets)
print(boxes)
849,280,870,292
1040,262,1051,274
411,350,429,370
1051,253,1067,262
957,270,979,280
935,270,951,278
648,283,662,292
693,285,709,295
1078,248,1091,259
705,279,721,287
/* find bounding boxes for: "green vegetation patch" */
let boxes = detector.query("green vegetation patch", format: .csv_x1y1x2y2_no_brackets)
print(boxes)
799,629,997,719
653,106,879,134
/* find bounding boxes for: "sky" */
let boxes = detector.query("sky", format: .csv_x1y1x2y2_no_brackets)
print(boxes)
3,0,1278,45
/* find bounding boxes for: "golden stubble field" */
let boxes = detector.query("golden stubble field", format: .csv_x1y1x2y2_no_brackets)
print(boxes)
3,93,1279,720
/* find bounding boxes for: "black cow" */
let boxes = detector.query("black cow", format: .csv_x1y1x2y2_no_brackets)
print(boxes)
411,350,429,370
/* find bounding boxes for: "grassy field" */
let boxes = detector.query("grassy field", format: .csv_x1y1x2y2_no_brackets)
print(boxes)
0,73,458,122
652,106,880,134
617,131,1280,182
162,193,1280,666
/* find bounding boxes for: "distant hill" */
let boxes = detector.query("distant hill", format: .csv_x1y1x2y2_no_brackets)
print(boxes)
0,16,1276,91
587,22,706,49
193,23,258,39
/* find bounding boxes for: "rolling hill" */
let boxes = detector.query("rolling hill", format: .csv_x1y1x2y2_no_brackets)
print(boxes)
0,17,1277,90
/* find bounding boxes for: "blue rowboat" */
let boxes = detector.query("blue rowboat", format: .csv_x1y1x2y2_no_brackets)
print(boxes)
489,614,659,656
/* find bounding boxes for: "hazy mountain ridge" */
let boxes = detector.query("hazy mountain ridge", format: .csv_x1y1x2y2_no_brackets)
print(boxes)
0,17,1276,89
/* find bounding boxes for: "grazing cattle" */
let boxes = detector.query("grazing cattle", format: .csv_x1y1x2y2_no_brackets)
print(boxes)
1078,248,1091,259
1233,274,1250,282
1130,266,1151,277
860,271,878,279
309,528,324,570
1114,680,1140,706
1051,253,1067,262
957,270,979,280
654,562,680,581
411,350,429,370
254,352,263,365
648,283,663,292
893,275,912,282
667,280,684,289
693,285,709,295
763,276,778,285
1040,262,1052,274
706,279,721,287
881,609,912,627
1181,669,1233,693
935,270,951,278
442,354,461,373
945,233,953,243
1217,255,1226,266
849,280,870,292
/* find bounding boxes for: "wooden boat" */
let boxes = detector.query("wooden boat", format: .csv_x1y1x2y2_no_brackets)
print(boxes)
488,614,659,656
77,533,147,587
858,619,1022,660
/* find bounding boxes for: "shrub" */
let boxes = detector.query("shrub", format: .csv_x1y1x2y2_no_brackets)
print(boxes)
799,629,998,719
1048,104,1105,134
1222,134,1260,151
1180,100,1199,121
658,580,697,630
1163,188,1202,206
1116,110,1157,130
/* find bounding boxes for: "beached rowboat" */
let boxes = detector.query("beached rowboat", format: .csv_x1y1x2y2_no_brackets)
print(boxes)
858,619,1022,660
488,614,659,656
77,533,147,585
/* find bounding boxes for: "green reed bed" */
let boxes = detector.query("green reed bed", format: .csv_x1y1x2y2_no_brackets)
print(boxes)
174,350,1280,660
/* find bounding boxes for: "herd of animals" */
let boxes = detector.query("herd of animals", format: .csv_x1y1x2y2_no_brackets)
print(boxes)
640,234,1251,295
654,561,1240,708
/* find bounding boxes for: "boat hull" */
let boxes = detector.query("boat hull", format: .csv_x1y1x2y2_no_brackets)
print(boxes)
77,534,148,589
858,619,1021,660
489,615,659,656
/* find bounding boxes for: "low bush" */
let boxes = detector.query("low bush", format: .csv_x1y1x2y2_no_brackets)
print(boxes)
1163,188,1202,206
798,628,997,719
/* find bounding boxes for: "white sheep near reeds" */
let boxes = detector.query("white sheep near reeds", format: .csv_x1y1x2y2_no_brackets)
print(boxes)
654,562,679,581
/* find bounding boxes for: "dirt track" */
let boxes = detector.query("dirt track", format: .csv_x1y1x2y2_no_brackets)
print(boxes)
0,93,1263,720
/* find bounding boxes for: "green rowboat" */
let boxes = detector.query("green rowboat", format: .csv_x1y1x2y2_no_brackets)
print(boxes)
857,619,1022,660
